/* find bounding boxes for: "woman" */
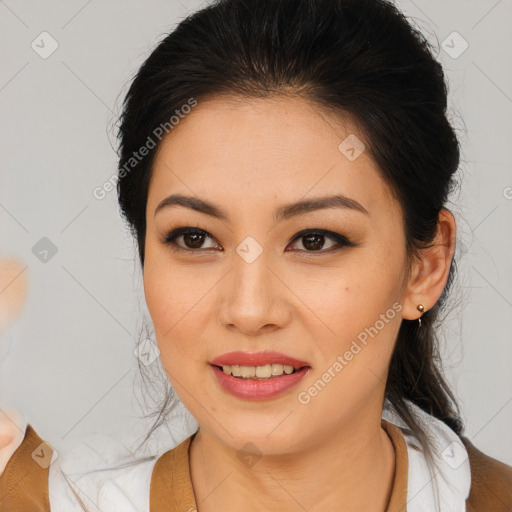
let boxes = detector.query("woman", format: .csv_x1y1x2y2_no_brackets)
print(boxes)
1,0,511,510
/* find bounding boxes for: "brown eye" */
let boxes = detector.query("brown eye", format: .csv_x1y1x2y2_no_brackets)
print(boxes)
287,229,353,253
183,231,207,249
163,227,219,251
301,233,328,251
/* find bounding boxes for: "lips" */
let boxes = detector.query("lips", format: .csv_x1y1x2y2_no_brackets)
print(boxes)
211,365,311,400
210,350,310,369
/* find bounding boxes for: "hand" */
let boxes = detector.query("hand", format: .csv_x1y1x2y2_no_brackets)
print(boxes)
0,408,26,476
0,257,29,475
0,258,28,334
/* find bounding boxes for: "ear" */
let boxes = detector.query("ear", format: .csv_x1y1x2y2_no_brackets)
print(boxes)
400,208,457,321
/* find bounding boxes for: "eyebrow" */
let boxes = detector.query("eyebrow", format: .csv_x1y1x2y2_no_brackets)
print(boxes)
154,193,369,221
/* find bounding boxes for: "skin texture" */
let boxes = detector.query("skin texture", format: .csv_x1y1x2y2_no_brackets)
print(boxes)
143,95,456,511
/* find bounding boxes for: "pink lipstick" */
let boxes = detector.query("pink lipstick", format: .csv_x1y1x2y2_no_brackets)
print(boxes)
210,351,311,400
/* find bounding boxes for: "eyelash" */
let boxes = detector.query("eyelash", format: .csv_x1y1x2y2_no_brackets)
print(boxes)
160,227,355,254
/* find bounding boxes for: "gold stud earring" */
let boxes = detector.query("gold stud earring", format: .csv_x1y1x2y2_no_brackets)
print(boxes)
417,304,425,327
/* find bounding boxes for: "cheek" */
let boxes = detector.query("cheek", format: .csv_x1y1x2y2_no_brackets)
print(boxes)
294,284,401,418
142,257,214,369
285,256,400,334
286,252,403,384
144,251,198,327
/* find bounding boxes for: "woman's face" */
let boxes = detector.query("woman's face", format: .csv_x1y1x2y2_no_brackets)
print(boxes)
144,95,414,454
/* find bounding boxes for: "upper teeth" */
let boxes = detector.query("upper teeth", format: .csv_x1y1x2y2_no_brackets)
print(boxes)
222,364,296,378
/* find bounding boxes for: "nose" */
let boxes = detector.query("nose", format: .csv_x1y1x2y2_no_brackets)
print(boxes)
217,252,292,335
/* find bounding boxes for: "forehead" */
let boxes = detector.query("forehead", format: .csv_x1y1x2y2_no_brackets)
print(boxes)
148,95,398,218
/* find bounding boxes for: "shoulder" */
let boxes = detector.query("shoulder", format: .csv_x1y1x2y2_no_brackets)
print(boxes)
0,421,163,512
460,436,512,511
49,451,160,512
0,423,52,511
49,428,162,512
383,400,511,510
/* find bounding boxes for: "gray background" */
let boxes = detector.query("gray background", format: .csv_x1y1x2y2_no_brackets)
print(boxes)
0,0,511,465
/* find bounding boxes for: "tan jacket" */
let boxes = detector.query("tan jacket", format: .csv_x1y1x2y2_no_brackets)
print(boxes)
0,420,510,511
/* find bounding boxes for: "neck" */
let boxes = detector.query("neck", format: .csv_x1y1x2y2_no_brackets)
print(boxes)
189,409,396,512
